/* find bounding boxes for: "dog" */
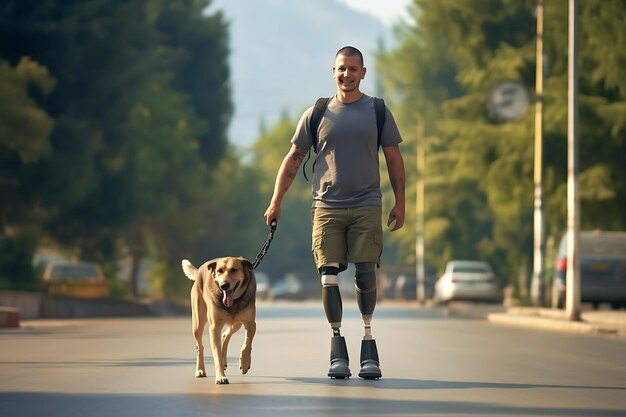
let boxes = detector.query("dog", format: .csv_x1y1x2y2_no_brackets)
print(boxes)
182,256,257,384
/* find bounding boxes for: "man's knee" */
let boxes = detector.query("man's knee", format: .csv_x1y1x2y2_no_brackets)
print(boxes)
355,262,377,292
355,262,377,316
320,266,340,286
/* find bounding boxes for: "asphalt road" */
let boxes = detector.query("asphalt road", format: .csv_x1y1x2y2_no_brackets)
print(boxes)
1,301,625,417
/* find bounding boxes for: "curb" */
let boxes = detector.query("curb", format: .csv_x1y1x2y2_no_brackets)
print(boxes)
0,306,20,328
581,311,626,327
487,312,623,337
488,312,594,334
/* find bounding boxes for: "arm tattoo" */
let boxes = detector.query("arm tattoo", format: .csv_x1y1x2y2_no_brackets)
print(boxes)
291,148,308,166
283,148,307,182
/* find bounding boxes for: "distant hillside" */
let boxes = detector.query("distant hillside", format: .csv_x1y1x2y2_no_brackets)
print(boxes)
207,0,390,147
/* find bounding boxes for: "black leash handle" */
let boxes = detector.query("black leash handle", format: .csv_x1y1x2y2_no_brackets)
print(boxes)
252,220,277,269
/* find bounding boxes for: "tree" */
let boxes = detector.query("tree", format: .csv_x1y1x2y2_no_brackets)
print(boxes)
377,0,626,293
0,0,234,296
0,57,55,289
150,0,232,164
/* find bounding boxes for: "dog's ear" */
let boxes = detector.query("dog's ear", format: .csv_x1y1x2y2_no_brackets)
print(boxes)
181,259,197,281
237,257,254,276
206,258,220,275
199,259,220,287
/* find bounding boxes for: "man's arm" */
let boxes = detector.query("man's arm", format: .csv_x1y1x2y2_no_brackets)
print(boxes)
382,145,405,232
264,144,309,226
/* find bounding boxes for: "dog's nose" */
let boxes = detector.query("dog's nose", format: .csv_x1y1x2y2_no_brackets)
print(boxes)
220,282,230,291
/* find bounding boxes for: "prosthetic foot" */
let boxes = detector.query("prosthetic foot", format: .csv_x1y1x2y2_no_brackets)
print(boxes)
329,335,351,378
359,338,382,379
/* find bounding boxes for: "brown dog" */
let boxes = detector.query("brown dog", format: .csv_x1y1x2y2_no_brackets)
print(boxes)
182,256,257,384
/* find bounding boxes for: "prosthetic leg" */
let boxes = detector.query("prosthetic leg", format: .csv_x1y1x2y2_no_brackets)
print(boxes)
321,265,351,378
355,262,382,379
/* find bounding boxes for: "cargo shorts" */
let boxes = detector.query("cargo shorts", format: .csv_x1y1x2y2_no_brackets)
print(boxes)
311,206,383,272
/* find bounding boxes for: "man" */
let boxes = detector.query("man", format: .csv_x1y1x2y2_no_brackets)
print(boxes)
264,46,405,379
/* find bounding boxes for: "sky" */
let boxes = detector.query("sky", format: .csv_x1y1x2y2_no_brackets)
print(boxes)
337,0,412,26
207,0,413,148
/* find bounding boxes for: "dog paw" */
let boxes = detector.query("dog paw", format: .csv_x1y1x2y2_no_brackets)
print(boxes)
195,369,206,378
215,377,229,385
240,355,251,374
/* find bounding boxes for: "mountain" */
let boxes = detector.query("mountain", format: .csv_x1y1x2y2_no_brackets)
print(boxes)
206,0,391,148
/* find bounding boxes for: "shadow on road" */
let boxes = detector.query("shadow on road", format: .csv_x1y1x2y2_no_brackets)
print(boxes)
284,376,626,391
0,357,195,368
1,391,625,417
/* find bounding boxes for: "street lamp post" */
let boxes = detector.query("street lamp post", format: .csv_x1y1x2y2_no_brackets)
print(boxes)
566,0,581,321
530,0,545,306
416,115,426,304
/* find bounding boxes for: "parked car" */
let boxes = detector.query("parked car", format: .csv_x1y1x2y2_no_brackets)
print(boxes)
395,275,416,299
270,275,318,300
552,230,626,309
42,261,109,298
394,273,436,300
255,271,271,300
270,279,300,300
434,260,501,304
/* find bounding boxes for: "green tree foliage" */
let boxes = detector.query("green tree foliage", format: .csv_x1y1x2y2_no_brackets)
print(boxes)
0,57,55,289
0,0,232,296
0,57,55,163
149,0,232,164
378,0,626,288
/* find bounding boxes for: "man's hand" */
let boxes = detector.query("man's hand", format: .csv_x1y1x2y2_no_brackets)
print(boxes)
387,204,405,232
264,203,280,227
383,145,405,233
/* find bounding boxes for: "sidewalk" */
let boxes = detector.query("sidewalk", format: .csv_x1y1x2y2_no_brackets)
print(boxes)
487,306,626,337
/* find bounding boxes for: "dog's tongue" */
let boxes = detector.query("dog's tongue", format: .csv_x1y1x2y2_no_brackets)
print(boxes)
223,290,234,308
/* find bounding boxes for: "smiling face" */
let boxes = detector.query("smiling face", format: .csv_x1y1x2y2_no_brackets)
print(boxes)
208,257,250,308
333,53,366,99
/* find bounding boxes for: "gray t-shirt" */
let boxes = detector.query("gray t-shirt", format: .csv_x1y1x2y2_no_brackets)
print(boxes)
291,94,402,208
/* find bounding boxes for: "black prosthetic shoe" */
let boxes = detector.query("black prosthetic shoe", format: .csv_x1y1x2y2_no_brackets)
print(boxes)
359,339,382,379
328,335,351,379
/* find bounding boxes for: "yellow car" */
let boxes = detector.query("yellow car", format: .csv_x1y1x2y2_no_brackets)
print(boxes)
42,261,109,298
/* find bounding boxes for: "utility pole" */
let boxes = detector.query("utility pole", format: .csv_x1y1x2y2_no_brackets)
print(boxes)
566,0,581,321
416,116,425,304
530,0,545,306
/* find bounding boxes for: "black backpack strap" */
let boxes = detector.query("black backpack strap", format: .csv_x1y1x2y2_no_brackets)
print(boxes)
303,97,331,181
373,97,386,148
310,97,331,153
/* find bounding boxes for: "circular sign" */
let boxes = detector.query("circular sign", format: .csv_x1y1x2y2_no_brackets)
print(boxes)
488,80,530,122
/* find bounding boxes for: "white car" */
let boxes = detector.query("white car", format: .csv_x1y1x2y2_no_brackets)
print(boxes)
434,260,501,304
255,271,272,300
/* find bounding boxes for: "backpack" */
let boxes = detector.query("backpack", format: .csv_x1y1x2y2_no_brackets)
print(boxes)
303,96,386,181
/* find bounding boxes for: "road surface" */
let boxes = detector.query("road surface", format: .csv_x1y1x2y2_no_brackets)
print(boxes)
1,301,625,416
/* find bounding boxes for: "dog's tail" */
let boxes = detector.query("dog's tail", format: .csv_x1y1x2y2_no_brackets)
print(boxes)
181,259,197,281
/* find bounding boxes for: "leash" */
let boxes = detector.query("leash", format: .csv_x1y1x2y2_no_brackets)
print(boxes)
252,220,277,269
